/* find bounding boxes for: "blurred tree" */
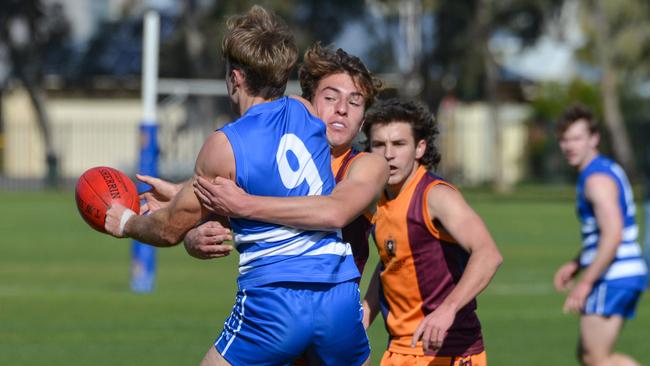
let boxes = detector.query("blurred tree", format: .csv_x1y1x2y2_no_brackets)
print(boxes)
155,0,367,132
319,0,564,189
172,1,224,134
158,0,367,80
0,0,70,187
437,0,565,190
576,0,650,177
528,80,601,181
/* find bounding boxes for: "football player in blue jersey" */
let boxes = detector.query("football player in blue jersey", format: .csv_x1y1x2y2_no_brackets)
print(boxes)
553,104,647,366
144,44,388,366
189,44,387,274
104,6,370,366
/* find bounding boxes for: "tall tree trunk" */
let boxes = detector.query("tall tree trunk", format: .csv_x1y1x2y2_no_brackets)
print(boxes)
484,48,507,192
0,88,4,172
179,0,217,134
3,10,59,188
9,43,58,187
593,0,637,177
22,76,58,187
398,0,423,99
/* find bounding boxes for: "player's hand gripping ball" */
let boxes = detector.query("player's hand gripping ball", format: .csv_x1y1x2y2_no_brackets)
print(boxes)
75,166,140,233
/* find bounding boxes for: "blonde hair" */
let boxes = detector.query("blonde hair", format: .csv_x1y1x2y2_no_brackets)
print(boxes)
222,6,298,99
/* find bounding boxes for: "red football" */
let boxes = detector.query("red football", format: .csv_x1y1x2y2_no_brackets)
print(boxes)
75,166,140,233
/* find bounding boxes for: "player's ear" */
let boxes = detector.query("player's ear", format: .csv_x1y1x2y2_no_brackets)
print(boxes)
590,131,600,148
415,139,426,159
231,68,244,88
225,63,238,97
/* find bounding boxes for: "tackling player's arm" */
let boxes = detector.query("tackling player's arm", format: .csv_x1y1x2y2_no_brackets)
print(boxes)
136,173,233,258
193,153,388,230
412,185,502,351
562,173,622,314
362,262,382,329
184,219,233,260
105,132,233,246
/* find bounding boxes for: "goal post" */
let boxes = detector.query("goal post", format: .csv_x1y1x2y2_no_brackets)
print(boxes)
131,10,160,293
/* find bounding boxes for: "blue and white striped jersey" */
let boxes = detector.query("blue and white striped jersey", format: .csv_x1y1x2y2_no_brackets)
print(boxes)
576,155,647,290
220,97,359,289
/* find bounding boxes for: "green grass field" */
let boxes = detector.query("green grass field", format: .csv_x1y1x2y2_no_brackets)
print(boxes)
1,187,648,365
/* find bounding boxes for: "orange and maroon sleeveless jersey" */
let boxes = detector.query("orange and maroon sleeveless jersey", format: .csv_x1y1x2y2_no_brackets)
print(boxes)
372,165,484,356
331,147,372,276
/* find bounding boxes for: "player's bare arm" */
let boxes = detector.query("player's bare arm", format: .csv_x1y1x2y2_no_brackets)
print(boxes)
184,220,233,260
184,209,233,260
105,132,233,246
412,184,502,352
563,173,622,314
194,153,388,230
554,258,580,292
362,263,381,329
135,173,234,258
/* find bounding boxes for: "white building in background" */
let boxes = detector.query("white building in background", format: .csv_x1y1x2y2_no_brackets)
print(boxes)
3,90,142,178
3,89,209,180
437,99,531,186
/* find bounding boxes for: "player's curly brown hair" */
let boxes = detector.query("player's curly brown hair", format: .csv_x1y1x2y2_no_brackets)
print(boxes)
362,98,441,170
556,103,599,136
222,6,297,99
299,43,383,109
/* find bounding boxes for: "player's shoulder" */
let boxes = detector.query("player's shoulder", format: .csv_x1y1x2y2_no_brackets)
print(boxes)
347,152,389,179
426,181,460,200
421,171,457,192
425,177,463,211
584,172,618,198
350,151,387,168
204,130,230,146
584,157,618,185
196,131,234,179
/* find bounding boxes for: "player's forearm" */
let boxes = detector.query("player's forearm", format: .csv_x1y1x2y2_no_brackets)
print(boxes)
362,263,382,328
242,195,356,230
579,234,620,285
440,244,502,313
125,211,183,247
246,159,385,230
362,299,379,329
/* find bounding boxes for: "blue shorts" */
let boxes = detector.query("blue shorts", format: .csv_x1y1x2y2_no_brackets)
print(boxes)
214,280,370,366
583,282,642,319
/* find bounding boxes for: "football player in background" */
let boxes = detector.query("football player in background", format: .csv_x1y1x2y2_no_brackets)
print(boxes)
553,104,647,366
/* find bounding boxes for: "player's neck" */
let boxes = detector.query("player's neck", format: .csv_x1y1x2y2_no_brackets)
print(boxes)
577,150,599,172
386,163,421,200
236,94,277,116
330,144,352,159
